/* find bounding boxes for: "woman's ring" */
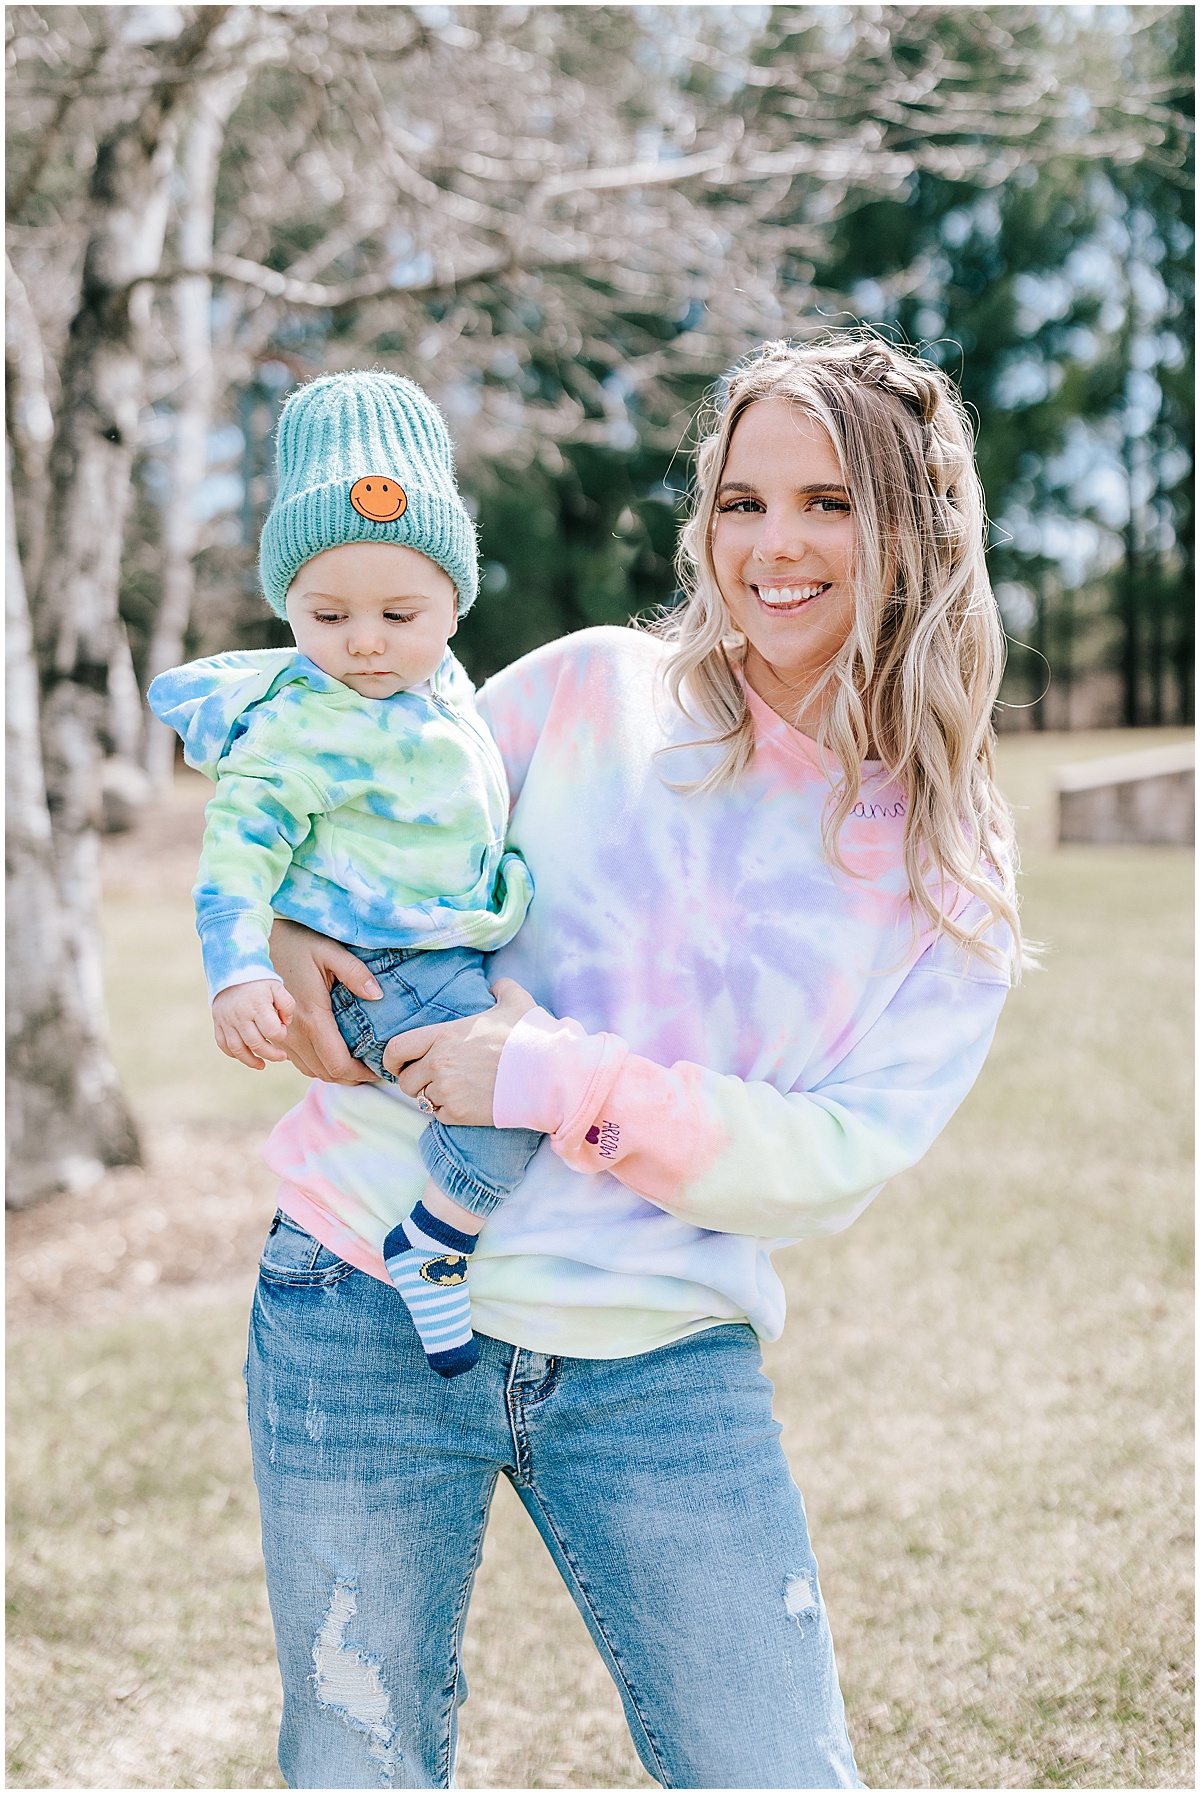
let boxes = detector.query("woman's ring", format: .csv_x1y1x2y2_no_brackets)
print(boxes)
416,1090,435,1115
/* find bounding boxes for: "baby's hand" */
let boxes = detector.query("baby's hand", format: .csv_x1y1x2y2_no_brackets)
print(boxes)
212,980,297,1070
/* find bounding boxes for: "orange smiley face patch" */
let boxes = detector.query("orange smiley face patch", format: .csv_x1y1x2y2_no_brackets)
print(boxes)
349,475,407,522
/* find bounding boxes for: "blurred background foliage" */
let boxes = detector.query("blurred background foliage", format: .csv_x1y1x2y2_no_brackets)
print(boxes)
8,4,1193,731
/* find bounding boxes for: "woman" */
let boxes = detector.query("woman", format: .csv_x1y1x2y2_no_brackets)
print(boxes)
252,334,1019,1790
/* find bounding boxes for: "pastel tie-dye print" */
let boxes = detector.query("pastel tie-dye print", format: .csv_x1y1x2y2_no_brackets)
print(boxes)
148,647,532,1000
265,628,1010,1358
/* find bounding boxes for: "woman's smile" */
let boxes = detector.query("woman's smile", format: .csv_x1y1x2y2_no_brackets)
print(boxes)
750,579,833,611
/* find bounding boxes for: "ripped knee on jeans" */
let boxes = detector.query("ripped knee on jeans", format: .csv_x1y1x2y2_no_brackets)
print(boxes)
312,1579,400,1776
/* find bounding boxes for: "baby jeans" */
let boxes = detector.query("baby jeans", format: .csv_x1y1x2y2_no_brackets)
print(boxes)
331,944,542,1217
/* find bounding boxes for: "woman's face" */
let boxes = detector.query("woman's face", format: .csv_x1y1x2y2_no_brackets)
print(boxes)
710,398,858,724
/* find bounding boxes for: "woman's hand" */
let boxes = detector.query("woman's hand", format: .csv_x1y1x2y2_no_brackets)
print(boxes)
381,978,537,1126
268,917,380,1085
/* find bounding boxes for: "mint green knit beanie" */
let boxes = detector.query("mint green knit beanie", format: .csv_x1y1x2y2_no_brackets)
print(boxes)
259,370,479,617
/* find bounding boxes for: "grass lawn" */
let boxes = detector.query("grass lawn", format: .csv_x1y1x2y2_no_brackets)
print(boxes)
6,731,1194,1789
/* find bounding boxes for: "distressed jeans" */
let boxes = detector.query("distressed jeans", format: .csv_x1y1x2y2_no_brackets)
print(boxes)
246,1213,864,1790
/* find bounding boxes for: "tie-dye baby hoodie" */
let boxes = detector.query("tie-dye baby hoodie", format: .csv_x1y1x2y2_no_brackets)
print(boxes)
264,625,1012,1359
147,647,532,1000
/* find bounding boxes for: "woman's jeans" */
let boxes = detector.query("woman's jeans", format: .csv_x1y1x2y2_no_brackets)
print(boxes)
246,1214,864,1791
330,944,541,1217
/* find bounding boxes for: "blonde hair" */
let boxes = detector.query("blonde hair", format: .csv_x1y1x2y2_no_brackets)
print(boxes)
657,332,1023,974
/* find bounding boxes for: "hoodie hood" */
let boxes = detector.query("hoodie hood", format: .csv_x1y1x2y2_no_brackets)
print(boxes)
148,650,315,778
148,647,474,779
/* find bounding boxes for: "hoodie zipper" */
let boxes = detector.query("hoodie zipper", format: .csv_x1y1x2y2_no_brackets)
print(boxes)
426,689,511,846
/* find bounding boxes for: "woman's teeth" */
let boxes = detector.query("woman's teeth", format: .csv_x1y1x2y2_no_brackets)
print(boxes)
754,582,830,607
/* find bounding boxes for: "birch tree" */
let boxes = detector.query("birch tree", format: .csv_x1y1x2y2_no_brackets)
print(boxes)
142,68,247,790
7,6,232,1199
6,453,138,1204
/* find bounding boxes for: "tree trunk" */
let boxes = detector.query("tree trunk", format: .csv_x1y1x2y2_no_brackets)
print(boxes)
6,451,138,1207
1173,508,1194,724
1031,584,1047,731
144,71,246,790
15,9,229,1203
1058,582,1074,730
1119,434,1140,729
1147,560,1165,726
4,254,54,599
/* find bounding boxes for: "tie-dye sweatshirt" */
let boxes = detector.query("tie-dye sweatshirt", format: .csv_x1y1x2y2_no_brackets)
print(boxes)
265,626,1011,1358
147,648,533,1000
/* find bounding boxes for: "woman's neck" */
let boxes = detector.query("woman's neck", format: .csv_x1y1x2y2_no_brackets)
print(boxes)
742,646,827,741
743,645,880,761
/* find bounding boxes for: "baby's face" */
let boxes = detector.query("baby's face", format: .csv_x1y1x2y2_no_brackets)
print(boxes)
285,543,458,700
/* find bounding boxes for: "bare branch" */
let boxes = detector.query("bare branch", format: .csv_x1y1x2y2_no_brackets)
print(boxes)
6,27,111,218
536,145,733,200
180,248,519,307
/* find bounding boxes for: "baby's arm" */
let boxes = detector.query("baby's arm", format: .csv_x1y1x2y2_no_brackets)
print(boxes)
212,979,297,1071
195,731,331,1001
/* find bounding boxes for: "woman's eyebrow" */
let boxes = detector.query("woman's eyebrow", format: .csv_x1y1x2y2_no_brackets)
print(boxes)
717,480,850,497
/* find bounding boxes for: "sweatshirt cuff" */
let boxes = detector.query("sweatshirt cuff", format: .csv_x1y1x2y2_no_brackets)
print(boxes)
198,914,279,1003
209,965,287,1001
493,1006,627,1144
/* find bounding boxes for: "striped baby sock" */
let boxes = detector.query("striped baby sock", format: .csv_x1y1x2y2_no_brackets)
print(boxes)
382,1201,480,1378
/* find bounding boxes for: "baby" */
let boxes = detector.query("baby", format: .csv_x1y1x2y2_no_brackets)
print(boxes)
149,371,540,1378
